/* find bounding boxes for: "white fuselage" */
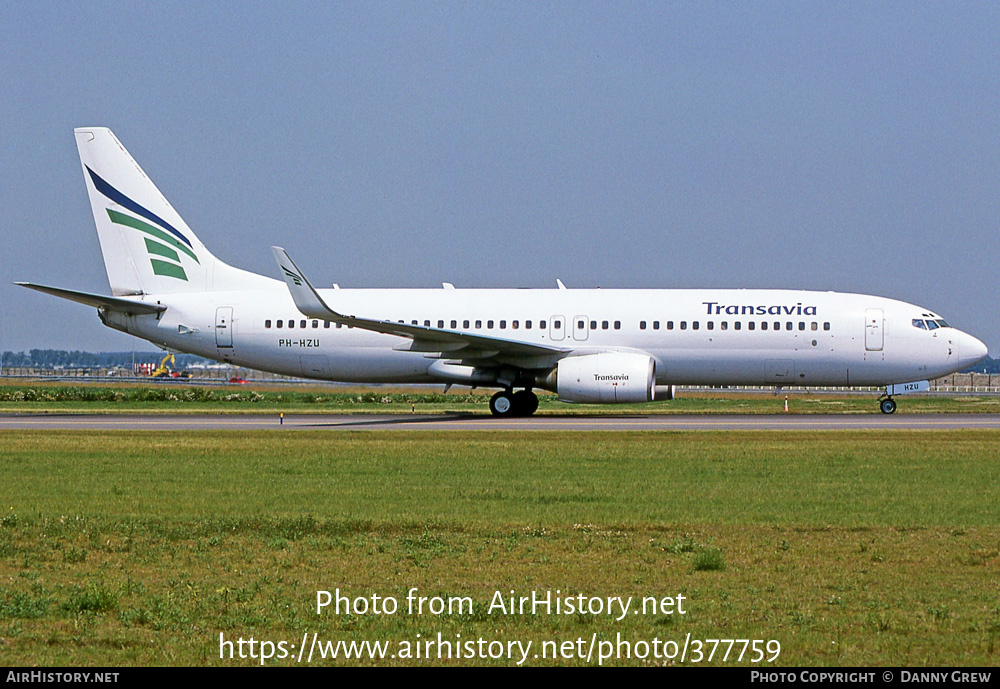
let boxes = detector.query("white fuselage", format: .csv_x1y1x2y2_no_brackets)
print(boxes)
107,285,986,388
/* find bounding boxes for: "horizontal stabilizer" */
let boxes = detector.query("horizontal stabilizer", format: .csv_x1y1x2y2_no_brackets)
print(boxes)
15,282,166,315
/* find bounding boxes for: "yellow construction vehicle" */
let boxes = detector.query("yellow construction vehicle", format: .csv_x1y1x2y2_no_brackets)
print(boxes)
151,354,191,378
151,354,174,377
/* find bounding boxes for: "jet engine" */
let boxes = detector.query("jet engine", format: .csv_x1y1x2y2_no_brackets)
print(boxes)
543,352,656,404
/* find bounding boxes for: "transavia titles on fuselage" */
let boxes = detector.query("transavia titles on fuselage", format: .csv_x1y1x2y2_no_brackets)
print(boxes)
18,128,989,416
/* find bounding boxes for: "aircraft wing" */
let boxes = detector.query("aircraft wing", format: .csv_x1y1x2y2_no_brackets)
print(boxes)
271,247,570,364
16,282,167,315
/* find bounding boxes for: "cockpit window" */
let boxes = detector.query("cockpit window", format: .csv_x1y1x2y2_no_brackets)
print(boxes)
935,319,949,328
912,319,927,330
926,320,939,330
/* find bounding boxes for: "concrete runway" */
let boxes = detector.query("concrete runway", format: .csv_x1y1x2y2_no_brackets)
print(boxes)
2,412,1000,431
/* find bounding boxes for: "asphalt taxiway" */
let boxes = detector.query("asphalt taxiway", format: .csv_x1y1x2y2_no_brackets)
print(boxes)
2,413,999,431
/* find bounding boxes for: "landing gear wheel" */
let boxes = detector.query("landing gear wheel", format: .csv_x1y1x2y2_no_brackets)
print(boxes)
512,390,539,417
489,391,515,417
879,398,897,415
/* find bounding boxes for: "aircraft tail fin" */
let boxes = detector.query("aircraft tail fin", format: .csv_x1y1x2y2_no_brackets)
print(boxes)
74,128,273,295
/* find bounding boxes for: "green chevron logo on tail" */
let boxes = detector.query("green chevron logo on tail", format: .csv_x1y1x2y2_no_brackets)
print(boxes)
88,166,198,281
281,266,303,286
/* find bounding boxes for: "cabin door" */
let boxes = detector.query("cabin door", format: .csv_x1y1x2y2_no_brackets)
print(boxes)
215,307,234,348
864,309,883,351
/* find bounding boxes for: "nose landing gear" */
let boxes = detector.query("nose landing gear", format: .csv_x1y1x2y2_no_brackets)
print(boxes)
878,396,897,415
489,389,539,417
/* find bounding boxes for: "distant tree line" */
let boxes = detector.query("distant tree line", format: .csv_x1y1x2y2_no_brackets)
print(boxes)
0,350,214,369
962,355,999,374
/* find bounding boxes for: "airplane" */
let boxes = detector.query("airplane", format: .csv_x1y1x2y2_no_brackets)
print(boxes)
17,128,989,416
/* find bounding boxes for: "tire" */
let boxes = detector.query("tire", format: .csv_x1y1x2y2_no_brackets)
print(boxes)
512,390,539,417
489,391,515,417
879,398,897,415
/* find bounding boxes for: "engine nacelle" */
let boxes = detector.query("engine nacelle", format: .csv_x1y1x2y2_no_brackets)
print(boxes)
550,352,655,404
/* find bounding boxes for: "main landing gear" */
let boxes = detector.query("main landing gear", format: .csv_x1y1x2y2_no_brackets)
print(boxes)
489,389,539,417
878,396,897,415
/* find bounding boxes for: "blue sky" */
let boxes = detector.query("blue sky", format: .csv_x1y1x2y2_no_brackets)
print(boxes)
2,1,998,353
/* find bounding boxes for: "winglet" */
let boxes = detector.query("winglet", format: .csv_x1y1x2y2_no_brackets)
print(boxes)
270,247,345,321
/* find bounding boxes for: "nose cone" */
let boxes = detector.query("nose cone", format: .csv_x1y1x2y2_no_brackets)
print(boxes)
958,332,989,369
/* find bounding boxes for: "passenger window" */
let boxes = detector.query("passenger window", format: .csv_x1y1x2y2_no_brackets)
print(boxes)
692,321,699,330
464,320,470,328
336,323,343,329
578,320,585,329
424,320,431,327
324,321,331,328
411,320,418,325
707,321,714,330
799,322,805,331
786,322,792,331
277,320,283,328
288,320,294,329
590,320,597,330
823,322,831,331
438,320,444,329
476,320,482,328
451,320,457,329
512,320,519,329
488,320,495,329
265,319,272,329
667,321,674,330
721,321,728,330
774,322,780,330
602,320,608,330
734,322,741,330
300,320,306,328
526,320,532,329
640,321,647,330
539,320,546,329
614,321,621,330
500,320,507,329
313,320,319,328
761,322,768,331
680,321,687,330
811,322,817,331
653,321,660,330
553,320,560,329
748,322,755,331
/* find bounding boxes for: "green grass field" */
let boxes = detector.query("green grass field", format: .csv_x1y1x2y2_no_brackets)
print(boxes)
1,430,998,666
